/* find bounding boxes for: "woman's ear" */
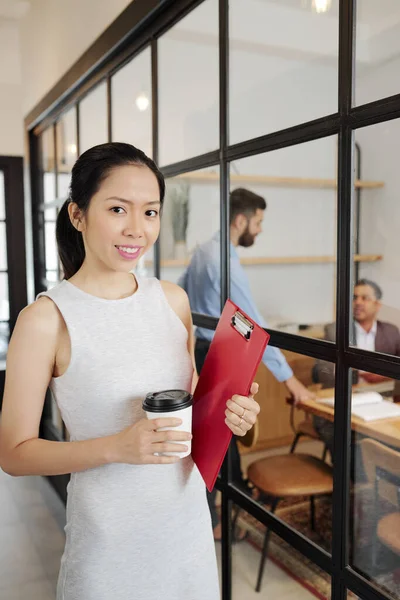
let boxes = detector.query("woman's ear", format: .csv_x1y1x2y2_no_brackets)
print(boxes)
68,202,85,232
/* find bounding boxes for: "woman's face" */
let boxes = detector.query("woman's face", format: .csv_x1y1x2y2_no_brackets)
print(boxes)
76,164,161,273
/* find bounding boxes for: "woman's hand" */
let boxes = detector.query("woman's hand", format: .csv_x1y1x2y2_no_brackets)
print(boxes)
225,382,260,436
110,418,192,465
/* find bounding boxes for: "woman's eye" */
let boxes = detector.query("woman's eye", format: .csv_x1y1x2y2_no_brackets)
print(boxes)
110,207,125,214
146,210,159,217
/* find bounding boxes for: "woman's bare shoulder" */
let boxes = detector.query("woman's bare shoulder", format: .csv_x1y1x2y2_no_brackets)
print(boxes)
15,296,62,339
159,280,191,323
160,280,188,301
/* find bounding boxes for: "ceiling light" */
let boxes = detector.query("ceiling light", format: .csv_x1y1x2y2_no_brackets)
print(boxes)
312,0,331,13
68,143,77,155
135,93,150,112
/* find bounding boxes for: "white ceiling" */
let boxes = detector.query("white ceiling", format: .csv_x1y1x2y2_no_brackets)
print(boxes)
0,0,30,20
256,0,400,28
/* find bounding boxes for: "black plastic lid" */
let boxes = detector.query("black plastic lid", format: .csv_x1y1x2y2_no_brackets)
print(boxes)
142,389,193,413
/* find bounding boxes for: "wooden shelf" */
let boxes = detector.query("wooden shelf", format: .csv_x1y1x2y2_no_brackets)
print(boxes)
145,254,383,268
173,172,384,189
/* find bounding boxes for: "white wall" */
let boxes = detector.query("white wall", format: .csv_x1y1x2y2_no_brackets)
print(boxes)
0,20,23,155
19,0,133,114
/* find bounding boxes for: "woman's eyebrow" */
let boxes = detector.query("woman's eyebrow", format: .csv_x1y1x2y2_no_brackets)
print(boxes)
105,197,161,206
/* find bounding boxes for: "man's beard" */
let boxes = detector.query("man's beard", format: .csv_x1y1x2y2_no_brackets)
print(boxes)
238,226,256,248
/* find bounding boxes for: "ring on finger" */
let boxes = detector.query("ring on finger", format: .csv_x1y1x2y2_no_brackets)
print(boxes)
238,417,243,428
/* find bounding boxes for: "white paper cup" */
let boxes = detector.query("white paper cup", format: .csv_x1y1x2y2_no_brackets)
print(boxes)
143,390,193,459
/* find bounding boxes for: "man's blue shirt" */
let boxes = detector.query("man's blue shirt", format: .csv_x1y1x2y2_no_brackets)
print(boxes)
178,232,293,382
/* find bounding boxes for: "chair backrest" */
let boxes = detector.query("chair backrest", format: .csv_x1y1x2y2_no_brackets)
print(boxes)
360,438,400,506
237,418,259,451
287,383,322,433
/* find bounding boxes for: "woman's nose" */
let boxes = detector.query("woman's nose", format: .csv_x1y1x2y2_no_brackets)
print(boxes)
123,211,144,238
123,219,144,238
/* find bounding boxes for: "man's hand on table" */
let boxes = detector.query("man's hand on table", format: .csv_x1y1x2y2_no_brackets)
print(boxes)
284,375,316,404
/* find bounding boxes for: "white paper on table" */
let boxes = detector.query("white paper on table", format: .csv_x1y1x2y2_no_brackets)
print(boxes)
351,400,400,422
317,391,383,407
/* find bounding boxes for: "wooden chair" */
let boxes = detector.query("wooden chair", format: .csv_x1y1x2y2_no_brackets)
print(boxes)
235,450,333,592
287,391,328,461
237,418,259,452
360,439,400,568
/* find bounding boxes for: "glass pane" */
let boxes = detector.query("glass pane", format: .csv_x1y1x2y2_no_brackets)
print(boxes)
230,137,337,339
350,369,400,600
355,2,400,106
350,122,400,359
41,126,55,180
0,321,9,364
43,172,57,221
230,512,332,599
112,47,152,157
56,106,77,203
231,348,333,576
229,0,338,145
158,0,219,165
45,221,58,271
79,82,108,154
0,222,7,270
41,127,56,206
0,170,5,220
58,173,72,205
160,166,221,323
0,272,9,320
46,270,59,288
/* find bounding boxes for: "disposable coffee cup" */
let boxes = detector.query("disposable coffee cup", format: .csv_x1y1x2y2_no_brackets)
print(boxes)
142,389,193,458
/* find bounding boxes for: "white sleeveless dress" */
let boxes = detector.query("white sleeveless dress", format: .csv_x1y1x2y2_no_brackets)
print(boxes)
38,276,220,600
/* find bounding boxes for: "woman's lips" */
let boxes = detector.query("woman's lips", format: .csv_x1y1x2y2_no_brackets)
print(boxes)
115,245,142,260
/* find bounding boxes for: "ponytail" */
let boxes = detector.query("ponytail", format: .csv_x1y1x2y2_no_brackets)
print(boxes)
56,199,85,280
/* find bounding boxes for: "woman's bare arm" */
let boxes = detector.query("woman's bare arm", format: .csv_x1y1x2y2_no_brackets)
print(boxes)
160,280,198,393
0,299,116,476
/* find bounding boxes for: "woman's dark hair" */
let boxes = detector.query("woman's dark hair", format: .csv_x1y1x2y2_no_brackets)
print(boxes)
56,142,165,279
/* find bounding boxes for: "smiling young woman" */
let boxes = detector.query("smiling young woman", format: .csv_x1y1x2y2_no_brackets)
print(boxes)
0,142,260,600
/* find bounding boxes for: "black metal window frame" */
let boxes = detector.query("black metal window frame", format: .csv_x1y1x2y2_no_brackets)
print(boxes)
0,156,27,334
0,156,27,409
24,1,400,599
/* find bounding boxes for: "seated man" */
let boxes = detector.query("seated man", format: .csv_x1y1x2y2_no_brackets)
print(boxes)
313,279,400,458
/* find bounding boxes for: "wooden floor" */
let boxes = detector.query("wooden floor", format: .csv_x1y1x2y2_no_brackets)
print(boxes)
0,441,322,599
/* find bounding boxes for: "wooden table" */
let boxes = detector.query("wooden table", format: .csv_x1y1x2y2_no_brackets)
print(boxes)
297,383,400,449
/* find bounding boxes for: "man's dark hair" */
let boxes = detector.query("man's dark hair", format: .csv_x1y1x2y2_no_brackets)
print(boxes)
355,278,383,300
230,188,266,224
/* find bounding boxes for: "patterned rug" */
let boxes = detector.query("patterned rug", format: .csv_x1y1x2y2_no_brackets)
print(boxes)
235,487,400,600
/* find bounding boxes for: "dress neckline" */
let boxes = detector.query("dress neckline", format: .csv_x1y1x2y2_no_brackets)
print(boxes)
63,273,142,304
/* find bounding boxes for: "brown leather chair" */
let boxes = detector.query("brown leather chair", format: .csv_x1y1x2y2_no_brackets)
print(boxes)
360,439,400,567
287,395,328,461
241,452,333,592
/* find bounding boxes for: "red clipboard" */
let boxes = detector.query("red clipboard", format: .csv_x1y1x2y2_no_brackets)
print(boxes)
191,299,270,492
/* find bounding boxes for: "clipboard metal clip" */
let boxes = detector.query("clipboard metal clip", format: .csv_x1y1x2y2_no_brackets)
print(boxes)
231,311,254,341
